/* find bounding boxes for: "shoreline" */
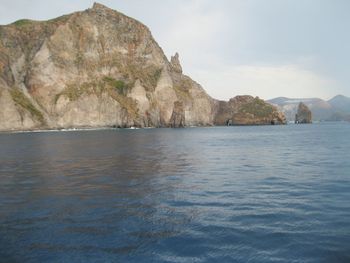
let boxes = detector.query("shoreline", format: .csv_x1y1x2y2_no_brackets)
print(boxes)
0,123,289,135
0,126,144,134
2,121,347,135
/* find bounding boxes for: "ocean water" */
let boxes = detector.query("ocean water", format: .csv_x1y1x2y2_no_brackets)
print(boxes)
0,123,349,263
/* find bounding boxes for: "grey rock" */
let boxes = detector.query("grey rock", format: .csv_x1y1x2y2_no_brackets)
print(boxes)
295,102,312,124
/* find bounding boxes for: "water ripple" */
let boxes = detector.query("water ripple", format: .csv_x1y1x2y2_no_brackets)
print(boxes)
0,123,350,262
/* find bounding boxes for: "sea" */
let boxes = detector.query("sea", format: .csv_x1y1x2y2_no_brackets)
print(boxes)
0,123,349,263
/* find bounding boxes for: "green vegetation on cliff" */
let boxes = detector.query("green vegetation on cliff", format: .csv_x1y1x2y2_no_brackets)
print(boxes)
12,19,34,27
10,88,45,124
122,64,162,91
173,85,190,100
55,77,138,118
239,98,274,117
55,77,129,103
103,77,128,95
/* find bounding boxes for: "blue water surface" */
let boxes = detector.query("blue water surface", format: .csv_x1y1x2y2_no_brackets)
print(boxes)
0,123,350,263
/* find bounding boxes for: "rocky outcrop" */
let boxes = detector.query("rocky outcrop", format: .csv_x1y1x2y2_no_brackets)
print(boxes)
268,97,333,122
170,53,182,74
0,3,285,131
295,102,312,124
214,96,286,125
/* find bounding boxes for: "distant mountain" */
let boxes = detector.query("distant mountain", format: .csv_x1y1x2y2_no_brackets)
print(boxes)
268,95,350,122
328,95,350,113
268,97,334,121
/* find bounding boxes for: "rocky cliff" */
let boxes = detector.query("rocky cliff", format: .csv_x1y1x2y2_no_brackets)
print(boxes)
214,96,286,125
0,3,285,131
295,102,312,124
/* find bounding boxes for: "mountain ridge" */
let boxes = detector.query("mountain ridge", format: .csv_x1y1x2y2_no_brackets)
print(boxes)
0,3,286,131
268,95,350,122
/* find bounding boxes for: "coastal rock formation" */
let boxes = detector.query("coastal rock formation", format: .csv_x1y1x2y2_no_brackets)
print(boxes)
268,95,350,122
0,3,285,131
170,53,182,74
169,101,185,128
268,97,331,122
295,102,312,124
214,96,286,125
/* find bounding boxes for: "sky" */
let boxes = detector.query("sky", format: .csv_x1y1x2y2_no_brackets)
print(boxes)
0,0,349,100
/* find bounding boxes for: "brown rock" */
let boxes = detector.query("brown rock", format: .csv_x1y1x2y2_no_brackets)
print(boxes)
170,53,182,74
170,101,185,128
0,3,286,131
214,96,286,125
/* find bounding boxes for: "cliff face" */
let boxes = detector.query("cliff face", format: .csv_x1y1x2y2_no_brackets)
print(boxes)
0,3,285,131
295,102,312,124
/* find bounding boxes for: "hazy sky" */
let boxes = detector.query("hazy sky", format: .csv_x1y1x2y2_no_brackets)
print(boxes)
1,0,349,100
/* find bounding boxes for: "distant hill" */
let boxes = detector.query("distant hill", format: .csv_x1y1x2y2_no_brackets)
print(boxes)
328,95,350,113
268,95,350,122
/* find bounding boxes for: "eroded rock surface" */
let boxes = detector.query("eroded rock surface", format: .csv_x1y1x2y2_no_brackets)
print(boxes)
0,3,285,131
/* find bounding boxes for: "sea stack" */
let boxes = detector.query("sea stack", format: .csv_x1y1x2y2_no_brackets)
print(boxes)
295,102,312,124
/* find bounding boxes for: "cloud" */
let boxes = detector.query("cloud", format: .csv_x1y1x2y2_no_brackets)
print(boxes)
0,0,348,99
155,0,228,67
151,1,340,101
191,64,337,100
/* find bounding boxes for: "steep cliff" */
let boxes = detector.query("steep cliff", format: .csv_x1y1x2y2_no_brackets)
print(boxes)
0,3,285,131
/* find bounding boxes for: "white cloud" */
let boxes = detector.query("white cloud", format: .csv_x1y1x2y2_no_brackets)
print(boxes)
191,64,337,100
156,0,228,68
151,1,339,101
1,0,348,100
